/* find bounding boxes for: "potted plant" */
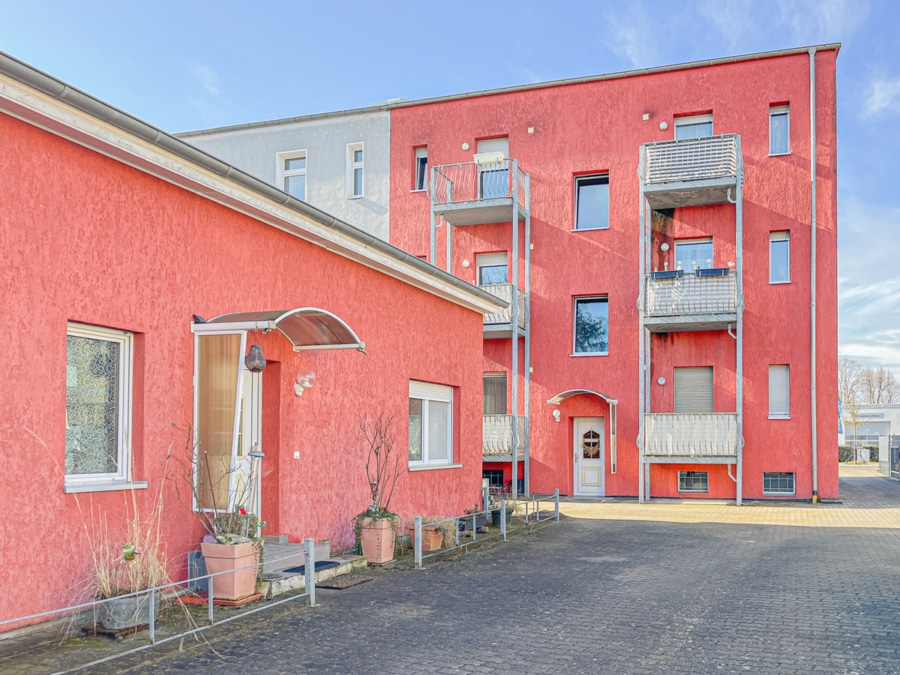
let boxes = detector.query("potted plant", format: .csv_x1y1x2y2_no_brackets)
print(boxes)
355,413,402,565
408,516,452,552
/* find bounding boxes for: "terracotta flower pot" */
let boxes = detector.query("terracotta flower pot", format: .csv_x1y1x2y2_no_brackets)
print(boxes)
409,526,443,552
360,517,395,564
200,541,259,601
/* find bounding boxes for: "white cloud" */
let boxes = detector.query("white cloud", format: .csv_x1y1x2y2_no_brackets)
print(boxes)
191,63,220,96
697,0,758,49
600,2,660,69
861,74,900,118
185,62,232,126
775,0,869,43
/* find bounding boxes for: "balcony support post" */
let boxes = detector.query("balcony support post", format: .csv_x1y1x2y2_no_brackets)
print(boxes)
638,162,649,503
523,170,532,495
510,164,520,499
735,135,744,506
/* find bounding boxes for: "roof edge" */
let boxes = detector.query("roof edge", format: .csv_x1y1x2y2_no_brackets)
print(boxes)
178,43,841,137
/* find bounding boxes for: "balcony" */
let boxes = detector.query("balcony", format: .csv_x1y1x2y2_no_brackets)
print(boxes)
642,413,738,463
482,283,526,338
642,269,737,332
640,134,742,209
483,414,527,462
431,159,528,226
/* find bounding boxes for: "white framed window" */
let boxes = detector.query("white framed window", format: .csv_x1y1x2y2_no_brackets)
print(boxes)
476,137,510,199
476,252,508,286
65,323,135,491
769,364,790,419
347,142,364,198
409,381,454,467
769,105,790,155
277,150,307,201
414,146,428,191
675,238,713,272
674,114,713,139
763,472,795,495
678,471,709,494
573,296,609,355
483,373,507,415
769,231,790,283
574,174,609,231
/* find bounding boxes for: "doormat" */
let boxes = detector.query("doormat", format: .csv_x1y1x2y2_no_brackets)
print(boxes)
315,574,374,589
280,560,341,576
179,592,263,607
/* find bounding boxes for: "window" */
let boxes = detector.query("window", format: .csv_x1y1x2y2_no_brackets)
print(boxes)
675,239,713,272
763,472,795,495
769,365,790,419
674,367,714,413
409,381,453,466
573,297,609,355
347,143,364,198
476,253,508,286
674,114,713,139
65,323,133,488
277,150,307,200
414,146,428,191
769,105,790,155
483,373,507,415
678,471,709,494
574,174,610,230
483,469,505,489
476,137,509,199
769,231,790,283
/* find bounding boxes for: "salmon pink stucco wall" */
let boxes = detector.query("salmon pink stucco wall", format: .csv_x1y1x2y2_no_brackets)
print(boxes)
388,49,838,500
0,111,487,626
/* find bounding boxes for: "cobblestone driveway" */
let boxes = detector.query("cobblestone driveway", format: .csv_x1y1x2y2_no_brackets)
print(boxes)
14,466,900,674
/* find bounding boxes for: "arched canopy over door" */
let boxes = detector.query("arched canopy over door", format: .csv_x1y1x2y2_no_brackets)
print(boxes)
547,389,618,475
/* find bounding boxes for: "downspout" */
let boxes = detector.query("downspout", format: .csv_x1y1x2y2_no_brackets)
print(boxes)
809,48,819,503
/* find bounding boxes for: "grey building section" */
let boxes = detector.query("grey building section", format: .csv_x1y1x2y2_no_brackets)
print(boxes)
180,110,391,241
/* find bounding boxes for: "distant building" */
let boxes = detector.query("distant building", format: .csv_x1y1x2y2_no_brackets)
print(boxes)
186,44,840,504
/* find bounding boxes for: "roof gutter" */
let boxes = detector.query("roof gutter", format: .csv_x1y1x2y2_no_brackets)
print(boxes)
0,50,506,314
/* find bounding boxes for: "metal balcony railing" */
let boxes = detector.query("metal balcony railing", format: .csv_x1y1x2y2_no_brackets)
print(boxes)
483,415,527,456
643,413,738,459
641,134,740,186
432,159,528,212
482,283,526,330
644,270,737,317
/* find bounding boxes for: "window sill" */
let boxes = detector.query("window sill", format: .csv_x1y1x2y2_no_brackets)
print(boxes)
571,226,609,233
411,188,427,193
768,414,791,420
769,280,791,285
769,151,791,157
407,463,462,472
347,195,363,200
65,480,149,494
570,352,609,357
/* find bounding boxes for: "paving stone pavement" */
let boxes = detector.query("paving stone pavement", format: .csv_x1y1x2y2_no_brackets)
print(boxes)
7,466,900,674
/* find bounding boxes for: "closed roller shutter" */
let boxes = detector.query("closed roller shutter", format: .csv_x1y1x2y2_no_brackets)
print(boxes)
674,367,713,413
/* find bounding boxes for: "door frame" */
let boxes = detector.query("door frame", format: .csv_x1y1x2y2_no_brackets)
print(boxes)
573,416,605,497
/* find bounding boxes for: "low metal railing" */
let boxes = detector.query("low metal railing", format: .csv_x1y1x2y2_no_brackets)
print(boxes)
644,270,737,317
642,134,739,185
413,489,560,568
0,539,320,671
482,283,527,329
483,414,527,455
431,159,527,211
643,413,738,458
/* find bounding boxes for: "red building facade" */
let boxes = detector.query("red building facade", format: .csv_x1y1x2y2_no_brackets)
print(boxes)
388,45,839,502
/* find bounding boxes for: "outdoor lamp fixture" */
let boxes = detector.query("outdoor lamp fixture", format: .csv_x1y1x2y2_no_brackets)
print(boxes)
552,410,561,423
245,345,267,373
294,369,316,397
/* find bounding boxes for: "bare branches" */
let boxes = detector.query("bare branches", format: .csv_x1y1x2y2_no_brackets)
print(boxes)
360,412,402,516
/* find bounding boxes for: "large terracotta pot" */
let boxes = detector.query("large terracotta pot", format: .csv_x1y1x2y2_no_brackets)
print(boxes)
200,541,259,600
360,517,395,564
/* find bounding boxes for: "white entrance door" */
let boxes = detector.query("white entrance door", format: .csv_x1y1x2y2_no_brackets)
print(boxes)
235,368,263,517
574,417,605,497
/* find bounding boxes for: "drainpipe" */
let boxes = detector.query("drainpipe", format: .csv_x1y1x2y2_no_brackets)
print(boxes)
809,48,819,503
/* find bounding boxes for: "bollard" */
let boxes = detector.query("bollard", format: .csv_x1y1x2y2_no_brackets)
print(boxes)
500,499,507,541
554,488,560,522
304,537,317,607
414,515,423,569
148,589,156,644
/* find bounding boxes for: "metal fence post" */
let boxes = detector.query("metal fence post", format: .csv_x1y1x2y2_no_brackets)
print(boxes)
482,486,489,512
148,589,156,644
554,488,560,522
304,537,317,607
207,569,215,625
414,516,423,569
500,499,507,541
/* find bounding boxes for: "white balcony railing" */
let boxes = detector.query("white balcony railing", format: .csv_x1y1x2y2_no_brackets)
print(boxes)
644,270,737,317
483,415,527,456
643,413,738,459
432,159,528,212
482,283,526,331
641,134,740,186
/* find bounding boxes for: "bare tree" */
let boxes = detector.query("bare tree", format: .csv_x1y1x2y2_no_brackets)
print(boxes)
838,358,863,451
860,366,899,405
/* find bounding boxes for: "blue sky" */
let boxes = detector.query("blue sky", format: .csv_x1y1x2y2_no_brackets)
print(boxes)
2,0,898,374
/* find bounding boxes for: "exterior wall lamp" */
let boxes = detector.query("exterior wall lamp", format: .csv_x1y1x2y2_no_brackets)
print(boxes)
552,409,561,423
295,369,316,397
245,345,267,372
